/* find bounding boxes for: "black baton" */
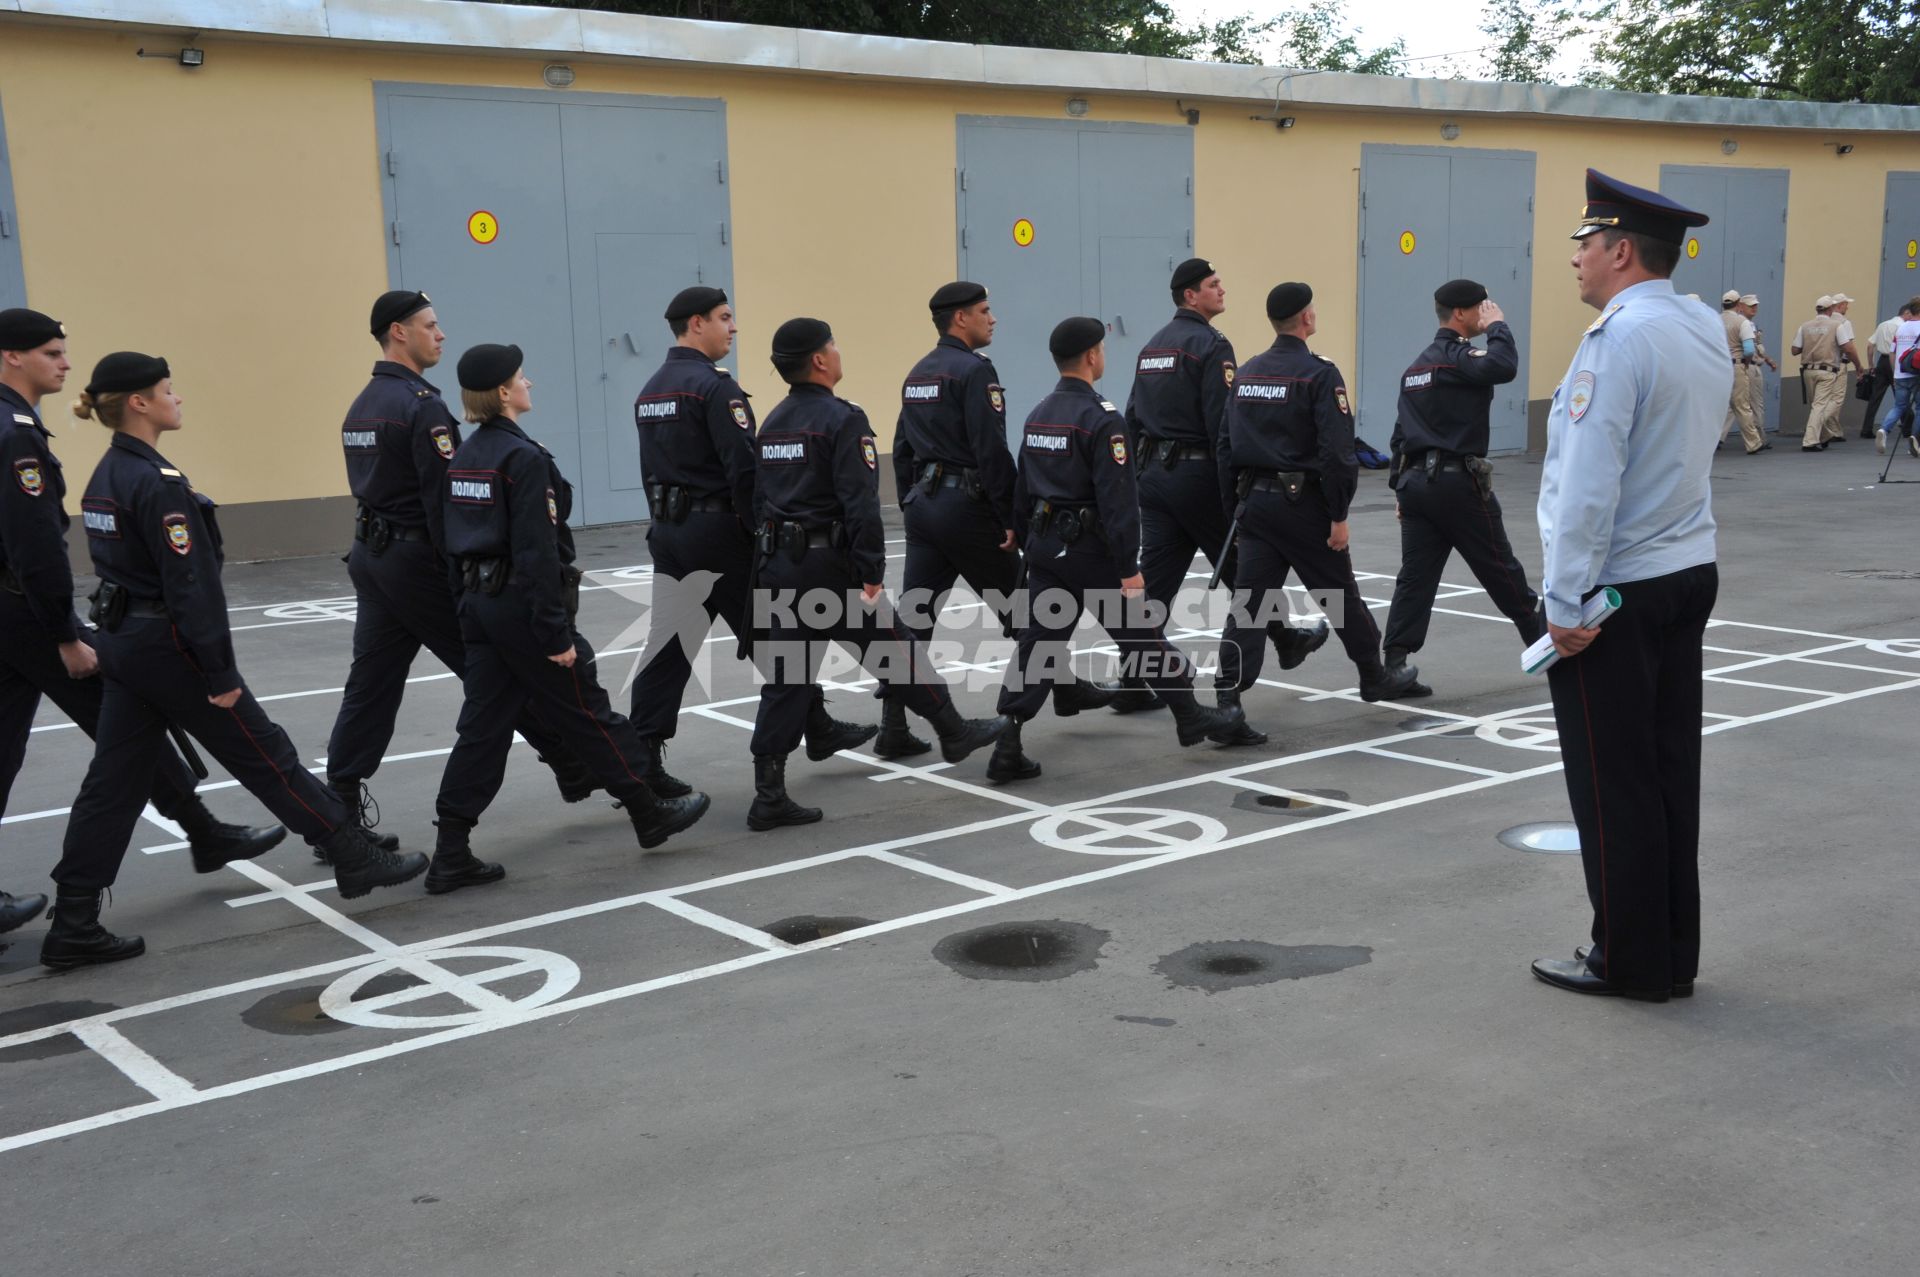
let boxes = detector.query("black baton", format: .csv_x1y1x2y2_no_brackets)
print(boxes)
169,724,209,781
1208,473,1256,592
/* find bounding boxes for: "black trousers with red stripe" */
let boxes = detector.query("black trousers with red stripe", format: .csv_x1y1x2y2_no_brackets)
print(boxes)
1382,466,1543,656
436,589,653,825
53,618,347,891
1546,562,1718,991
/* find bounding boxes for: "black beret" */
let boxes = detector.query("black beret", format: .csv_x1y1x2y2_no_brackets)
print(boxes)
455,343,523,392
1571,168,1708,246
85,352,170,398
1266,282,1313,323
1434,279,1488,310
1048,316,1107,364
0,308,65,352
770,317,833,366
1171,258,1216,294
664,286,728,323
370,290,433,338
929,281,988,312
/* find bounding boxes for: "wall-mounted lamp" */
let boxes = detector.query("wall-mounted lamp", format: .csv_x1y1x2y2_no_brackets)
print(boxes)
1830,143,1855,156
135,43,205,68
1439,122,1461,140
1277,116,1296,130
543,64,576,88
1720,138,1738,155
1066,97,1091,117
1174,100,1200,126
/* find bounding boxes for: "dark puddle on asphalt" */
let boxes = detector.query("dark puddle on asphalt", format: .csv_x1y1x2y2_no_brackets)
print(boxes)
1114,1015,1176,1027
932,920,1109,982
0,1000,119,1063
1231,788,1348,817
1155,941,1372,992
765,915,877,945
1396,716,1476,737
241,971,419,1036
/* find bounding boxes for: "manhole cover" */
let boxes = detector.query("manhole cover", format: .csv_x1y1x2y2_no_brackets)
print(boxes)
764,915,876,945
1498,821,1582,854
1231,787,1348,816
931,920,1109,982
1155,940,1372,992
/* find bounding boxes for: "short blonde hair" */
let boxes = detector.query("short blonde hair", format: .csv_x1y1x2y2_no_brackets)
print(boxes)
461,385,507,423
72,388,131,429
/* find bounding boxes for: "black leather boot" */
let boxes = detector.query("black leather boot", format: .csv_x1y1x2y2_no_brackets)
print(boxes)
1275,618,1332,671
1381,647,1434,699
634,739,692,798
1050,677,1118,717
1,888,49,936
175,797,287,874
925,704,1009,764
1359,660,1427,702
424,818,506,896
1107,685,1166,714
318,824,428,899
40,889,145,970
747,755,823,830
804,687,878,761
627,787,713,850
984,718,1041,783
1164,691,1246,747
1211,690,1269,746
322,777,399,861
542,751,602,803
873,698,931,759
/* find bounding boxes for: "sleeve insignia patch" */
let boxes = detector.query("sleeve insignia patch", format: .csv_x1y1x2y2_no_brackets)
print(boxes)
1110,435,1129,465
1334,386,1352,416
13,458,44,496
729,400,751,430
987,384,1005,414
546,488,559,524
430,424,456,460
1568,371,1596,422
162,512,193,555
1223,363,1236,386
1468,349,1488,358
861,436,878,470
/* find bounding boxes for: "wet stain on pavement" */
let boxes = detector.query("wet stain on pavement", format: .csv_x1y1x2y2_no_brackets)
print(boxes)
0,1000,119,1063
1155,941,1372,992
241,971,420,1036
1114,1015,1176,1027
1231,788,1348,817
932,920,1109,983
765,915,877,945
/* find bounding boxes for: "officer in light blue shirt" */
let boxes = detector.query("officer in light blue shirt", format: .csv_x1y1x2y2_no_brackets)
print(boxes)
1531,170,1726,1005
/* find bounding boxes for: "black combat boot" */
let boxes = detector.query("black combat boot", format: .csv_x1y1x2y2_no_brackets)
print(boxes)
1,888,49,936
543,751,602,803
1107,685,1166,714
424,818,506,896
1359,660,1427,702
634,739,692,798
321,777,399,861
804,687,878,761
1164,691,1246,747
627,786,713,850
1275,618,1332,670
1050,677,1118,717
984,718,1041,783
318,823,428,899
1211,690,1269,746
40,889,145,970
1381,647,1433,699
873,699,931,759
747,755,823,830
924,703,1009,764
175,797,287,874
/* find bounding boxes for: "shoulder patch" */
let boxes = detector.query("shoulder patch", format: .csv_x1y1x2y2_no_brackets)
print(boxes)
1585,303,1624,335
987,384,1005,414
1223,363,1235,386
161,512,193,555
13,457,44,496
1568,370,1596,422
429,423,455,460
1109,435,1129,466
12,412,34,425
729,399,751,430
1334,386,1352,416
861,436,878,470
546,487,558,524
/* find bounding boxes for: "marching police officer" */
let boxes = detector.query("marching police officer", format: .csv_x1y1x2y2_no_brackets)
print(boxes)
2,309,282,943
886,280,1113,762
433,345,711,877
1531,170,1726,1002
628,286,872,798
49,353,427,968
1119,258,1324,735
747,319,1005,824
1380,279,1544,689
327,291,593,856
992,317,1243,766
1218,285,1424,704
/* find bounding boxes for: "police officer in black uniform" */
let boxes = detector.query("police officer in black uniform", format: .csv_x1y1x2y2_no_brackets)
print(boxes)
327,291,592,857
1124,262,1329,733
1381,279,1545,687
433,344,710,878
628,286,872,797
1,310,282,942
47,353,427,968
884,281,1114,761
1219,285,1424,704
746,319,1005,825
993,317,1243,762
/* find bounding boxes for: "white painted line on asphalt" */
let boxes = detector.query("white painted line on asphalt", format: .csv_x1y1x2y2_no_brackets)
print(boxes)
1359,746,1505,778
1212,778,1367,811
1704,675,1830,697
69,1023,200,1102
864,849,1013,896
647,896,799,952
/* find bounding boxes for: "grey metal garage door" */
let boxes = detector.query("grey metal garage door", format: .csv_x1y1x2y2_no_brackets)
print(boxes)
1877,172,1920,327
0,97,25,311
1662,165,1789,431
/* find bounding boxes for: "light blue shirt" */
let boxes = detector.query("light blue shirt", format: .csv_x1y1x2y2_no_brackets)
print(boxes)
1537,279,1727,628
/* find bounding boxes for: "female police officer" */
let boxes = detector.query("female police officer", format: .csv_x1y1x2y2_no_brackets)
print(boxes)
429,344,710,884
46,353,427,968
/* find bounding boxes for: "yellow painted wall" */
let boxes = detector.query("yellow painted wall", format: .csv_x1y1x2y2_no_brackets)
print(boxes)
0,19,1909,514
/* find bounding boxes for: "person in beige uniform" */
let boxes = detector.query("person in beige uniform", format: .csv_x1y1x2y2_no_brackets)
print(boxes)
1792,296,1863,450
1743,294,1777,445
1719,289,1766,453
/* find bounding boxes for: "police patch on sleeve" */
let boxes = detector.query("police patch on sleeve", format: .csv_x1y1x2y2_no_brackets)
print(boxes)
1223,363,1236,387
987,384,1005,414
546,488,558,524
729,400,750,430
1468,349,1488,358
430,424,455,460
1568,371,1595,422
13,458,44,496
1110,435,1128,466
1334,386,1352,416
162,512,193,555
861,437,878,470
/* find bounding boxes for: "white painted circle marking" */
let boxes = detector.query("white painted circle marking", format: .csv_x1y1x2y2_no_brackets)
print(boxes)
1864,638,1920,659
319,946,580,1030
1474,714,1561,752
1031,807,1227,856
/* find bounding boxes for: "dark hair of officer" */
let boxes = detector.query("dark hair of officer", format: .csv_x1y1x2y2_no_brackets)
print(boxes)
457,342,525,422
770,317,834,383
665,286,729,338
73,352,172,431
929,281,989,336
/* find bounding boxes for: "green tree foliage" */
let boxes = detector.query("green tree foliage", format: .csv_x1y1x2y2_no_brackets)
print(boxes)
1480,0,1564,82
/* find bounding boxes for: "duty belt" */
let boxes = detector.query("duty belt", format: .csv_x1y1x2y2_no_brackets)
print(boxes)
121,597,172,619
1803,362,1841,372
646,483,733,524
1246,470,1314,498
917,461,985,500
1029,499,1102,544
353,518,429,544
1734,357,1758,366
1402,449,1471,475
1144,438,1213,466
757,519,846,562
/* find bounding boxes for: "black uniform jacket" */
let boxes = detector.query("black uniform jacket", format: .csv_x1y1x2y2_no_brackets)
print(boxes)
442,416,578,656
1,383,80,641
1226,335,1360,522
81,432,242,694
1390,322,1518,459
1123,308,1237,507
754,383,887,586
892,335,1016,528
1012,377,1141,565
340,360,462,554
634,346,758,520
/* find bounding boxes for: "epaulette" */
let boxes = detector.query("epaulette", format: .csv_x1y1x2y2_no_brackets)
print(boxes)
10,412,36,426
1099,400,1118,412
157,466,186,479
1585,302,1624,335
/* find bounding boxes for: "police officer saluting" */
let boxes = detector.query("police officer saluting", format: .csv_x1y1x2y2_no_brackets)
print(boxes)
2,310,282,944
629,286,872,798
327,291,593,857
886,281,1114,760
747,319,1005,824
1218,285,1424,704
432,345,711,876
1120,258,1323,734
992,317,1243,765
1380,279,1544,688
48,353,427,967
